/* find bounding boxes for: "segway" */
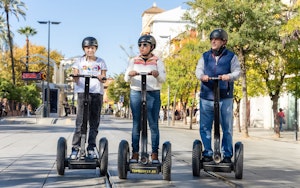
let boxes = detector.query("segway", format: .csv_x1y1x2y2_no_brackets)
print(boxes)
192,77,243,179
118,72,172,181
56,74,108,176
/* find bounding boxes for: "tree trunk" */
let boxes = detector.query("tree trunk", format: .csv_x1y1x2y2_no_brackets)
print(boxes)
26,37,29,71
238,50,249,138
6,11,15,85
189,106,193,129
189,84,199,129
271,95,280,138
172,92,177,126
234,99,241,132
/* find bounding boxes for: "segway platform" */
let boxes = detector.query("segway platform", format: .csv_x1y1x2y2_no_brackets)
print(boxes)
203,162,232,173
129,162,161,174
68,158,99,169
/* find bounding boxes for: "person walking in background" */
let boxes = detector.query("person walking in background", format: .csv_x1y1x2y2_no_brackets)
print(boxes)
27,104,33,116
2,98,10,116
277,108,285,132
70,36,107,160
124,34,166,164
159,107,165,123
195,28,241,164
20,103,27,117
0,98,3,117
63,97,70,117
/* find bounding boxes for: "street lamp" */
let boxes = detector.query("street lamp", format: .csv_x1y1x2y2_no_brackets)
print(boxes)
160,35,171,126
38,21,60,117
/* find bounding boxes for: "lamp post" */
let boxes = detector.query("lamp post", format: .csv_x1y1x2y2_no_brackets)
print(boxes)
38,21,60,117
160,35,171,126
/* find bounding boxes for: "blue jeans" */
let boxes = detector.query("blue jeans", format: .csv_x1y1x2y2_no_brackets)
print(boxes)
199,98,233,158
130,89,161,154
72,93,103,150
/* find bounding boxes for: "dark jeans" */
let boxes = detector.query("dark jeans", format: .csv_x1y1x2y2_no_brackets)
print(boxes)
72,93,103,150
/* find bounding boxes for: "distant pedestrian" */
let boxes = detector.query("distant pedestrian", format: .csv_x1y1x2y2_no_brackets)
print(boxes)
20,103,27,117
27,104,33,117
159,107,164,123
277,108,285,132
2,98,10,116
0,98,3,117
63,97,70,117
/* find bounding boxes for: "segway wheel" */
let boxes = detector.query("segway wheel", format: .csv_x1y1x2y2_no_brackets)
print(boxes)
192,139,202,177
98,137,108,176
162,141,172,181
56,137,67,175
234,142,244,179
118,140,129,179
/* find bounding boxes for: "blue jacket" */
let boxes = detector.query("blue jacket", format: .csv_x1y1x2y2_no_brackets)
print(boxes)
196,48,240,100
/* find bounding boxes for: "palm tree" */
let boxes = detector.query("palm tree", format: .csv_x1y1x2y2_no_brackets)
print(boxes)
0,0,26,85
18,26,37,71
0,15,8,54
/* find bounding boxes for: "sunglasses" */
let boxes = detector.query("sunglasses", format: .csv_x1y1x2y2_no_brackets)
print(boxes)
138,43,150,47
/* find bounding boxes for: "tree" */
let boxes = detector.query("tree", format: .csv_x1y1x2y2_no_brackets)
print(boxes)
0,0,26,85
17,26,37,72
164,32,204,128
185,0,287,137
106,73,130,117
0,15,8,52
0,44,63,86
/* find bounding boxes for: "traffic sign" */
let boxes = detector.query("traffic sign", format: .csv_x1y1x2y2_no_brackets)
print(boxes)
22,72,43,80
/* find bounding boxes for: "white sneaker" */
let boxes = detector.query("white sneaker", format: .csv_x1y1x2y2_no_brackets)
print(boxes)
70,149,78,160
87,150,97,159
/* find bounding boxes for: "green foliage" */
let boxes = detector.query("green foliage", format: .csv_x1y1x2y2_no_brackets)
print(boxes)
0,78,41,108
164,38,205,108
19,84,41,109
106,73,130,106
17,26,37,37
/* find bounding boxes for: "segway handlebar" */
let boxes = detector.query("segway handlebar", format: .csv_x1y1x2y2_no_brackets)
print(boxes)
70,74,107,81
137,72,152,76
208,76,221,80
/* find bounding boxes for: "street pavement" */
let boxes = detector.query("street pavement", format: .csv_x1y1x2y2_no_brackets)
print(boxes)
2,115,297,143
0,115,299,187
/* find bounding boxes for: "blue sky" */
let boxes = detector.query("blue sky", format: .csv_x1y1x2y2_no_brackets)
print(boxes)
10,0,189,76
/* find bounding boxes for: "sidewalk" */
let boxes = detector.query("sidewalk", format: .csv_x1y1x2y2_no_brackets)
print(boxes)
0,114,75,125
158,119,300,144
244,127,300,143
2,115,299,144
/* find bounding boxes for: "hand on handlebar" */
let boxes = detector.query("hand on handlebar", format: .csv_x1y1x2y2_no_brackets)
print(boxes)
97,75,107,83
219,74,230,81
201,75,230,82
150,70,159,78
128,70,138,77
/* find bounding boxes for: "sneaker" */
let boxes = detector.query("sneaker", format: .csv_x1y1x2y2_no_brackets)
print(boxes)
151,153,160,164
202,156,213,163
129,152,139,163
70,148,79,160
221,157,232,164
87,150,97,159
